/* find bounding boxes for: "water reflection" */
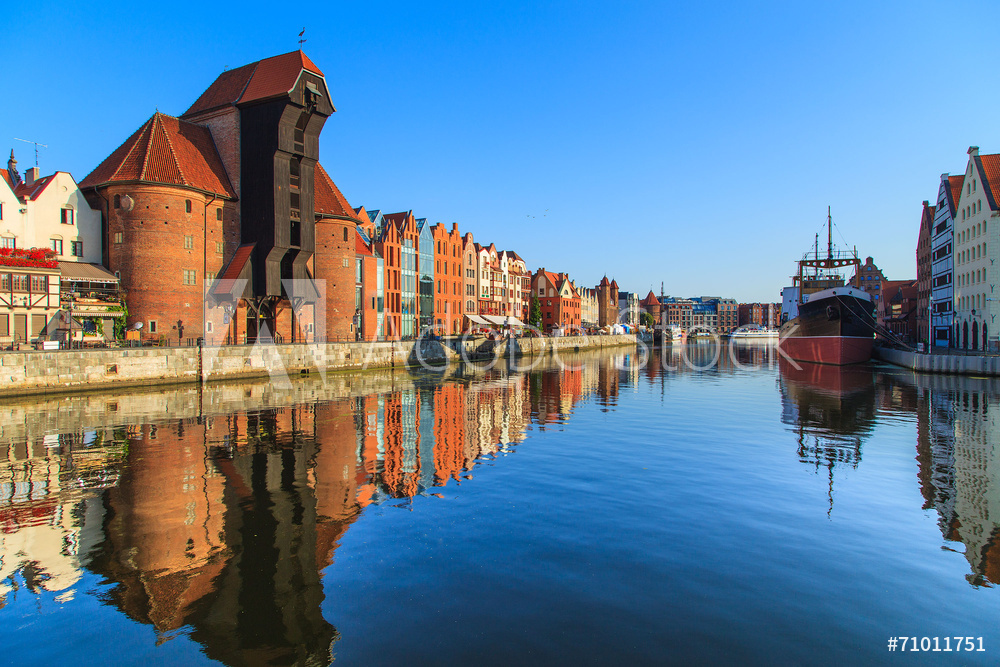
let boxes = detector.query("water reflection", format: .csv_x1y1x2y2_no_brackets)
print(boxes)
1,347,999,663
888,371,1000,587
774,357,1000,586
0,351,626,663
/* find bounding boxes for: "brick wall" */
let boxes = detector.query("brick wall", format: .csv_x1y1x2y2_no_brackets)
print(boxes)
101,184,237,342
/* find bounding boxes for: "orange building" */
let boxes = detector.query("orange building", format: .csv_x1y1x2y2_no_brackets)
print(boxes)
431,222,465,334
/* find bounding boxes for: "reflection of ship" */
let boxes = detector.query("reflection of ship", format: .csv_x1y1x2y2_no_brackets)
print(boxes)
779,358,877,512
779,210,876,365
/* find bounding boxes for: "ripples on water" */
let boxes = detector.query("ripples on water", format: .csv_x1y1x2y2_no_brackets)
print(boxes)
0,345,997,665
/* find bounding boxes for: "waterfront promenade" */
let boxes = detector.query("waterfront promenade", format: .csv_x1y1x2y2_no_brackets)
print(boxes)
0,334,637,397
874,346,1000,376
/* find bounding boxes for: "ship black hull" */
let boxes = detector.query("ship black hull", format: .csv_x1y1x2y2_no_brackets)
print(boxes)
779,293,876,365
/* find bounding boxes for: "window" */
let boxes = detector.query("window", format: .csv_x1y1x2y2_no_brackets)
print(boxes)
51,239,63,254
71,241,83,257
30,275,46,292
0,203,2,220
114,194,121,209
343,227,349,242
216,241,224,254
148,320,157,333
114,231,123,244
216,208,222,221
0,274,7,290
184,235,194,249
11,274,28,291
61,208,74,225
182,269,197,285
205,321,213,333
185,200,192,213
206,271,216,282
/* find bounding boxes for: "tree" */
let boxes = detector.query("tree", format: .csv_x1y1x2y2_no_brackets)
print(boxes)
640,311,655,328
529,293,543,329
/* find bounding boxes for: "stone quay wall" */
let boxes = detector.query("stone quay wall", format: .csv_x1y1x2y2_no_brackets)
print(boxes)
874,346,1000,376
0,334,637,397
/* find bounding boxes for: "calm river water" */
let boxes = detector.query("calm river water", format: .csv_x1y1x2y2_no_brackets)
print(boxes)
1,344,998,665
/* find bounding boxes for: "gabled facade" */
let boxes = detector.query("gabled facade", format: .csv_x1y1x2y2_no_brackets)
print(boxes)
531,268,581,333
462,233,477,320
416,218,434,333
2,153,102,265
930,173,961,346
366,209,402,340
383,211,418,338
431,222,465,334
953,146,999,351
916,200,935,345
850,256,886,310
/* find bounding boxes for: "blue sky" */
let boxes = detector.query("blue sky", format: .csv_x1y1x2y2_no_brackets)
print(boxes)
4,0,999,301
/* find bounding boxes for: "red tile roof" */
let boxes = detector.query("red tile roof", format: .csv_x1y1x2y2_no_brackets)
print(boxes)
948,175,964,213
0,168,11,191
80,113,236,197
183,51,325,117
610,279,618,290
314,163,362,221
641,290,659,306
219,243,255,282
599,276,610,287
977,153,1000,211
13,174,57,201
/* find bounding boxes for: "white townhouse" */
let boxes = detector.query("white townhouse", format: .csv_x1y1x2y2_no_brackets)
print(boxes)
1,152,102,264
952,146,1000,352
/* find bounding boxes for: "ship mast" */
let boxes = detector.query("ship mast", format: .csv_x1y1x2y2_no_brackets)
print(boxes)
827,206,833,261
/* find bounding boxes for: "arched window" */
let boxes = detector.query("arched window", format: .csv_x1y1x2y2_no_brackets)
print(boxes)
343,227,348,242
984,323,989,351
114,194,121,209
963,322,969,349
217,208,222,221
185,200,192,213
972,321,979,350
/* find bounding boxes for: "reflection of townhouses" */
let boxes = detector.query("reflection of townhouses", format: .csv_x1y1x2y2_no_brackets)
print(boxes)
889,372,1000,585
0,429,124,604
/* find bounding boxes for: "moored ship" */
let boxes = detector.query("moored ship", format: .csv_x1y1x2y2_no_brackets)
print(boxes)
778,210,876,365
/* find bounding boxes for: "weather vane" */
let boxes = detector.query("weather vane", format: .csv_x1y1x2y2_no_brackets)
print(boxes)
298,27,306,48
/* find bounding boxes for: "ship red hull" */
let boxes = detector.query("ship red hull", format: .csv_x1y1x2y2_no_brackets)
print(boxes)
777,335,873,365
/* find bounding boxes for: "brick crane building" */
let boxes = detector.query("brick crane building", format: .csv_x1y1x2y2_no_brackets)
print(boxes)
81,51,361,344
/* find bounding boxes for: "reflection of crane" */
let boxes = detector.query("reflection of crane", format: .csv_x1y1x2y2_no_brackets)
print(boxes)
14,137,47,168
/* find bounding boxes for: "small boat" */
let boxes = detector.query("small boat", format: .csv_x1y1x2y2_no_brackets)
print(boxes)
778,209,876,365
730,326,779,339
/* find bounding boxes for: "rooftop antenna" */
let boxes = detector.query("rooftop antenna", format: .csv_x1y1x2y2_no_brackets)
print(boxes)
298,27,307,49
14,137,47,168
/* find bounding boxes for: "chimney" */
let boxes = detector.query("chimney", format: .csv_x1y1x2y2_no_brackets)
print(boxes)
969,146,980,157
25,166,39,185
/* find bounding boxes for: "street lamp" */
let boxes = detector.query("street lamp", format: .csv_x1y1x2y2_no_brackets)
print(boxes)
928,294,933,353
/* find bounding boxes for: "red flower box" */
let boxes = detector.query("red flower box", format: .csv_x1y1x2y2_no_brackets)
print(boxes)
0,247,59,269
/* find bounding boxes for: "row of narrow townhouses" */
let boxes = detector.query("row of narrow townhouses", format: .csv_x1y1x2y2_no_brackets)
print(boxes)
3,48,737,347
916,146,1000,351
